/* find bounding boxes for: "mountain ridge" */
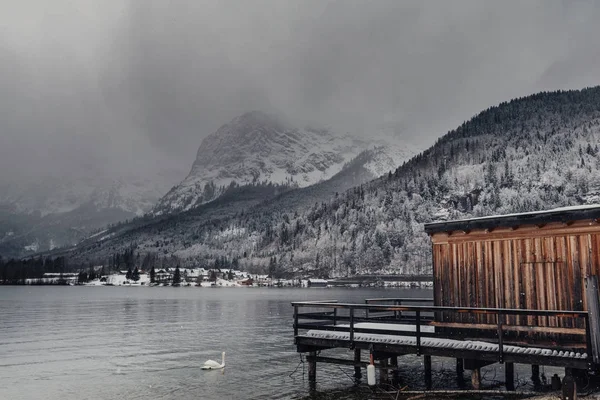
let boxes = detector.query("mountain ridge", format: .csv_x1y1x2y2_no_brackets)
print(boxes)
60,86,600,277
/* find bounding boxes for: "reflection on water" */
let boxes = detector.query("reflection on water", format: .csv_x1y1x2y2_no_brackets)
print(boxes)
0,286,555,399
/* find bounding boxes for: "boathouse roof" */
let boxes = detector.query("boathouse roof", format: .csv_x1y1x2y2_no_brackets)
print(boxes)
424,204,600,234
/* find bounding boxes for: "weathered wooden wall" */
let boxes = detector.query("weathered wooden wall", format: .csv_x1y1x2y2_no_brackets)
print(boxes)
431,220,600,329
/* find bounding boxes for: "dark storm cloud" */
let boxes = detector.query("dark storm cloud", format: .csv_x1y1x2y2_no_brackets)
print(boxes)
1,0,600,184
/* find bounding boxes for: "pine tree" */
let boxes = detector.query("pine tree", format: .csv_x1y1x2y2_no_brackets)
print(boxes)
150,265,156,284
126,267,132,280
132,267,140,282
268,256,276,278
172,266,181,286
77,271,88,284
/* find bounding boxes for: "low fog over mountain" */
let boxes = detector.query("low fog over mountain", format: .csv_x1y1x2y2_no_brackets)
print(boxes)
2,1,600,259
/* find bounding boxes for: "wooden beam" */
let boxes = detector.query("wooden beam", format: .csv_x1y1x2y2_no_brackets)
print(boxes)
295,336,591,369
435,220,600,243
313,355,367,368
464,359,495,370
431,321,586,336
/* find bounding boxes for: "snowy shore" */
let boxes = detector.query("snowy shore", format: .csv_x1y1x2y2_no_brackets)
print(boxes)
24,274,433,288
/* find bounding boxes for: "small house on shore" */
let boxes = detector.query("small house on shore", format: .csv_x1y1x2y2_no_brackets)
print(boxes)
307,279,328,288
424,205,600,335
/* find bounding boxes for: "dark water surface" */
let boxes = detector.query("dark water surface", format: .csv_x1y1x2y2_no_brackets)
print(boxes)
0,286,565,399
0,286,433,399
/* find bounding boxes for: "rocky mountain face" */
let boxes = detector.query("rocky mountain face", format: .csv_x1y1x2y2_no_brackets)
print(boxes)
63,87,600,278
153,111,410,215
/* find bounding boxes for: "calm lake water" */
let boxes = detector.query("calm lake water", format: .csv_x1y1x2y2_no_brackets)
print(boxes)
0,286,561,399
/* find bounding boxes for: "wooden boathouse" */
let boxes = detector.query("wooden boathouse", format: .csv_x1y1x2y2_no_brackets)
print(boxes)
426,205,600,321
292,206,600,395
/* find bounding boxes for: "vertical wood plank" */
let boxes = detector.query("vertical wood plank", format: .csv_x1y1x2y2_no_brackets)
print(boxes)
477,241,485,324
459,242,465,311
433,244,442,309
487,241,495,323
494,240,504,312
534,237,545,326
446,243,452,320
504,240,513,312
581,234,591,311
555,236,566,326
571,236,583,312
544,237,556,326
515,238,524,326
524,238,535,326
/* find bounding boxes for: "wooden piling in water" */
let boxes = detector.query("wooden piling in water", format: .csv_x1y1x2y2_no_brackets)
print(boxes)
562,371,577,400
505,362,515,391
471,368,481,390
456,358,465,387
380,358,389,384
390,356,398,384
531,364,540,385
353,349,361,382
308,351,316,383
424,355,432,389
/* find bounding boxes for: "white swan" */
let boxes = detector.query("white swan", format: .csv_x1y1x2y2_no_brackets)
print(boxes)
201,352,225,370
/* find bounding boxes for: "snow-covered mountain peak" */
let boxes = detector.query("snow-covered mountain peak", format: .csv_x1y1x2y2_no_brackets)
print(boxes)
153,112,415,215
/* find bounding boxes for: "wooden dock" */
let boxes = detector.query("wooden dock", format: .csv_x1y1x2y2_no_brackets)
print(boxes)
292,297,600,393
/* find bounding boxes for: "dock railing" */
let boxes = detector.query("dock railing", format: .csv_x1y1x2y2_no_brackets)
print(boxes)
292,300,596,368
364,297,434,320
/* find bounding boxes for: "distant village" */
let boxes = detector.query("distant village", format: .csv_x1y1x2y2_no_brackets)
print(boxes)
24,265,431,288
27,266,330,288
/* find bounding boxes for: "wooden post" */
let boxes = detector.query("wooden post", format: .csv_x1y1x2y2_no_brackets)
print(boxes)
471,368,481,390
354,349,362,382
308,352,317,383
585,276,600,364
456,358,465,388
456,358,464,376
380,358,389,384
416,310,422,355
424,355,432,390
562,372,577,400
505,362,515,391
531,365,540,385
390,356,399,384
293,305,298,338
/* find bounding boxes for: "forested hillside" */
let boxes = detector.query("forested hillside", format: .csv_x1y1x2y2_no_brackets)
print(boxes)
67,87,600,277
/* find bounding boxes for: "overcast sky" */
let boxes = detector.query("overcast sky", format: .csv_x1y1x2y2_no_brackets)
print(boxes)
2,0,600,185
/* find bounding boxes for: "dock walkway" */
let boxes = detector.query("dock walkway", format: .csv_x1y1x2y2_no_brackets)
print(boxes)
292,298,599,392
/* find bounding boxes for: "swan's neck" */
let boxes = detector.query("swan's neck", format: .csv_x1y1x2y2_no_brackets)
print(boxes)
221,352,225,366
